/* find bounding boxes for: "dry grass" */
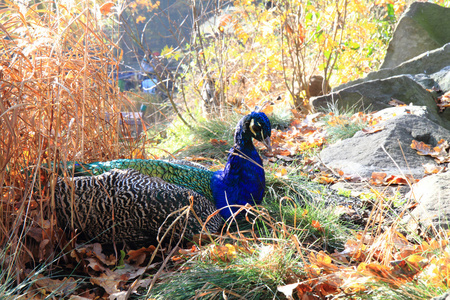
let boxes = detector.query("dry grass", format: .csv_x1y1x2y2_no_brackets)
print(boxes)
0,0,144,280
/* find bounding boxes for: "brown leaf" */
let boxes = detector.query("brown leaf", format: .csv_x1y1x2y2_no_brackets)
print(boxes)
423,163,445,175
362,125,385,134
385,174,416,185
33,273,78,296
411,139,450,164
90,269,120,295
370,172,387,185
126,245,156,266
86,257,106,272
90,264,149,296
311,220,325,232
316,282,339,297
390,255,428,279
74,243,116,266
357,262,391,280
437,91,450,112
388,98,406,106
210,139,228,146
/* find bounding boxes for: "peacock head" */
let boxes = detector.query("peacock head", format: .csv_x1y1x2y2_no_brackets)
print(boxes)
235,112,272,150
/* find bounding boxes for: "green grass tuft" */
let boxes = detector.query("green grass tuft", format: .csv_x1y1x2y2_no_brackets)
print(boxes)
149,241,302,300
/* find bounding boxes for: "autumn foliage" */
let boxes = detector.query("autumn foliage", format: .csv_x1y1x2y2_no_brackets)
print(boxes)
0,0,139,280
175,0,410,115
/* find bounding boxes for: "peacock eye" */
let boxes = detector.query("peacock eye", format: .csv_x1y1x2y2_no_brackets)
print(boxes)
253,124,261,132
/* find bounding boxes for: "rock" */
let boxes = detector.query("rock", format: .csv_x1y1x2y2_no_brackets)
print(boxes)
334,44,450,92
330,181,409,198
372,105,441,125
431,292,450,300
381,2,450,69
311,75,450,129
403,171,450,232
320,114,450,179
431,66,450,93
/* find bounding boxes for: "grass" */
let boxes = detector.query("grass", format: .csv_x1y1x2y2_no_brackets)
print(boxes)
321,102,370,143
149,254,290,299
149,106,293,160
146,112,237,160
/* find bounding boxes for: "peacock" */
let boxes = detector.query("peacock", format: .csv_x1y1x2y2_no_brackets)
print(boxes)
55,112,272,247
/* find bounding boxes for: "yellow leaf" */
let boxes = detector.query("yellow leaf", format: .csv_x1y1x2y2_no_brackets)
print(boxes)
261,105,273,115
136,15,146,24
407,254,426,264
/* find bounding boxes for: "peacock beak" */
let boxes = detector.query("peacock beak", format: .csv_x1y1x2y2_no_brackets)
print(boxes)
263,136,272,153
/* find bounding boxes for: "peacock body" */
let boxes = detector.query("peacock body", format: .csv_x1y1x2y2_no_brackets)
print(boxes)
55,112,272,247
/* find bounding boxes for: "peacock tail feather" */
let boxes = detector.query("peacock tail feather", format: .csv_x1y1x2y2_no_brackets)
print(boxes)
56,169,222,247
63,159,215,201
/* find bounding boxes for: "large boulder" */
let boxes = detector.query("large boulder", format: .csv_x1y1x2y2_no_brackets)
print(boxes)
381,2,450,69
319,112,450,179
403,171,450,231
334,44,450,92
311,75,450,129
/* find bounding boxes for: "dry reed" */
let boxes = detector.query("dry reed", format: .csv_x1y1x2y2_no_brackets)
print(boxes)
0,0,138,278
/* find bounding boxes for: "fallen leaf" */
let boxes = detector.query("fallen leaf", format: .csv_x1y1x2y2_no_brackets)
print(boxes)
411,139,450,163
126,245,156,266
295,283,313,298
209,244,237,262
316,281,339,297
362,125,385,134
311,220,324,232
314,173,336,184
385,174,416,185
423,163,445,175
388,98,406,106
33,273,78,297
437,91,450,112
210,139,228,146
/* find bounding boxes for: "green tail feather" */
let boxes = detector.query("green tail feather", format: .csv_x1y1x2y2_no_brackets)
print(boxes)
63,159,215,201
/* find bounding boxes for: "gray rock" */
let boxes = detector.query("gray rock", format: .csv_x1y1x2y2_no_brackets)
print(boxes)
334,44,450,92
381,2,450,69
311,75,450,129
403,171,450,232
320,114,450,179
431,66,450,92
372,105,441,125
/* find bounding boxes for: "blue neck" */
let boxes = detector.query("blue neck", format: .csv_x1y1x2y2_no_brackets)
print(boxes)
210,136,265,219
